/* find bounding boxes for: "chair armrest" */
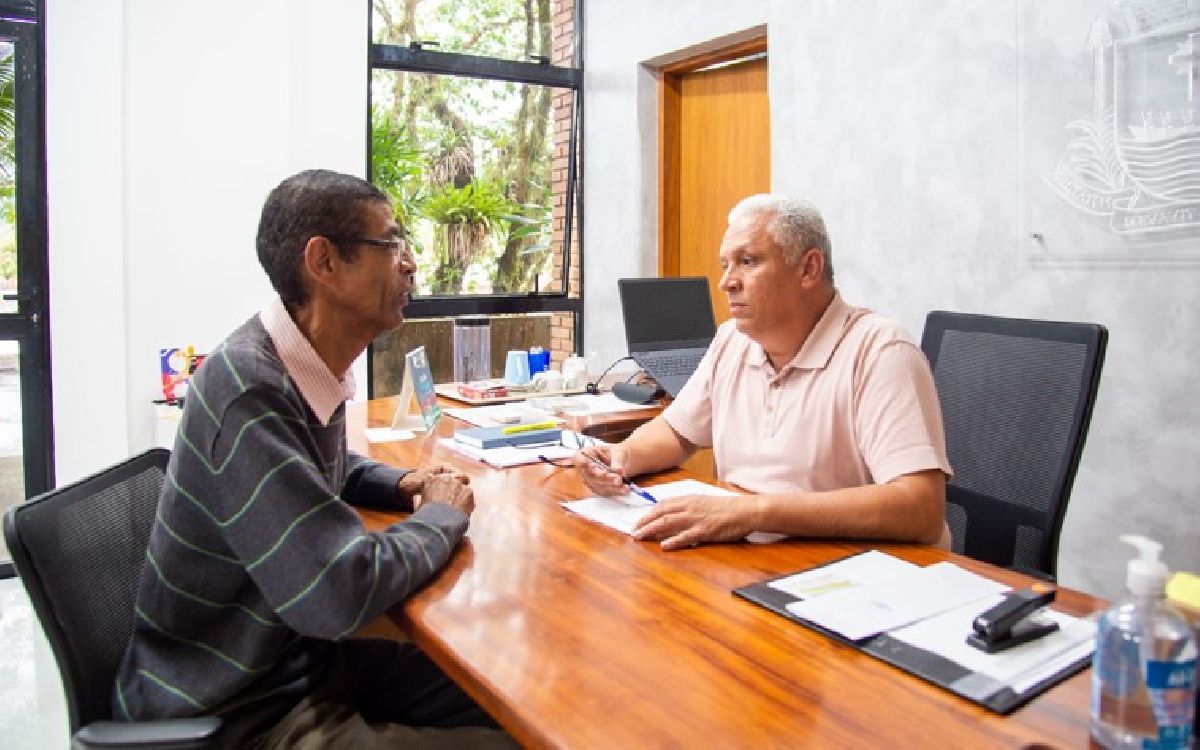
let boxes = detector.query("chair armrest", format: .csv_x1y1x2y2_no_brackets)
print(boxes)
74,717,222,749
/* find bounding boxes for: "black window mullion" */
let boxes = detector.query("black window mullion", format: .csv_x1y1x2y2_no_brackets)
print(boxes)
371,44,581,89
0,1,34,23
403,295,581,319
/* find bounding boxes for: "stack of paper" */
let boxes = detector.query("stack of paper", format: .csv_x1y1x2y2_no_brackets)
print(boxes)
526,393,658,415
739,550,1098,713
439,430,580,469
562,479,785,543
444,403,561,428
785,562,1008,641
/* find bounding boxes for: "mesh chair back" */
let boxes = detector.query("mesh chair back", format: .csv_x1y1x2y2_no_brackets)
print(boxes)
3,449,170,731
920,312,1106,577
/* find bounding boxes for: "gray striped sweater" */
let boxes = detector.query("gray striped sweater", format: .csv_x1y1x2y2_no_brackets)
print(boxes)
113,315,468,743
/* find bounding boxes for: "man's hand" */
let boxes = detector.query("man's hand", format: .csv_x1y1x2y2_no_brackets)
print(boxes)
573,445,630,497
632,495,755,551
417,472,475,516
398,465,470,509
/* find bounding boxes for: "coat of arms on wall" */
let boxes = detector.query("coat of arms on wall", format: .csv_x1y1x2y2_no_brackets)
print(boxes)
1044,0,1200,239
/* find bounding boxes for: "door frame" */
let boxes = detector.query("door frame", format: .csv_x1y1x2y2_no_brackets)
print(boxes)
656,34,767,277
0,10,52,578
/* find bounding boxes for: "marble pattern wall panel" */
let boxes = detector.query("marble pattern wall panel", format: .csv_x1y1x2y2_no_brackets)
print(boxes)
584,0,1199,598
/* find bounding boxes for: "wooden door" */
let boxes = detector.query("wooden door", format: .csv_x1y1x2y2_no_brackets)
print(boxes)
660,43,770,325
658,40,769,479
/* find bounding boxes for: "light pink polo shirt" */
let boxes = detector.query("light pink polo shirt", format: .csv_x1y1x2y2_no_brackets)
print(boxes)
663,293,951,495
260,297,356,426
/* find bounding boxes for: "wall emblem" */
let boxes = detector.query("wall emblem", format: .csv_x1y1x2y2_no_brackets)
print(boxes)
1045,1,1200,237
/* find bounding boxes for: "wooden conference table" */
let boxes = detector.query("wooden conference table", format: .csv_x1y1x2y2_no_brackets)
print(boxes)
347,396,1100,749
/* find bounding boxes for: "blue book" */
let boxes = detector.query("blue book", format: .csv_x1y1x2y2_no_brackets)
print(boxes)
453,424,563,450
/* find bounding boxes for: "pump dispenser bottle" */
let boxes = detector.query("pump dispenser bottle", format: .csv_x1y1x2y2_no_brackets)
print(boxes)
1091,534,1197,748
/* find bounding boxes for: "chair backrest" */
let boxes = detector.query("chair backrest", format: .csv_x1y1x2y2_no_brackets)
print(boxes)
3,448,170,732
920,312,1107,577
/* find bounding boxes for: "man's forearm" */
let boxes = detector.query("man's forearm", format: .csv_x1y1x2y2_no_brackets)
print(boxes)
621,416,697,476
748,470,946,544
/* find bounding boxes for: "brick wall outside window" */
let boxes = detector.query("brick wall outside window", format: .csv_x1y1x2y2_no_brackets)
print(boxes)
549,0,579,368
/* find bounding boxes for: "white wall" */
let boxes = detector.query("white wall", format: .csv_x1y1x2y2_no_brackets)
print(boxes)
584,0,1200,598
581,0,769,371
47,0,368,484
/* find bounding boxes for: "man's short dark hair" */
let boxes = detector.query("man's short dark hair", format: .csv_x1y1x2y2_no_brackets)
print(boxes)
256,169,392,309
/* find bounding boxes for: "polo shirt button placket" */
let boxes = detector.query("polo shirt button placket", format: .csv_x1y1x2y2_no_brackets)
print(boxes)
763,378,778,437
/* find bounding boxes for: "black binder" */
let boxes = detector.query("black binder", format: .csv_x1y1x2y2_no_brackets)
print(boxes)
733,551,1093,715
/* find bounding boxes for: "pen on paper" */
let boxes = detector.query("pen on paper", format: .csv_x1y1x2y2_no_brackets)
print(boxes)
580,451,658,504
501,420,558,435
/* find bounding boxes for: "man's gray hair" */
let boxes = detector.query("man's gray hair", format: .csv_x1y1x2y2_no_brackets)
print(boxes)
727,194,834,281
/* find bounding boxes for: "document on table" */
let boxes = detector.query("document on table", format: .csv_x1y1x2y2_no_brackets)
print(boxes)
563,479,735,534
734,549,1096,714
767,549,920,599
785,561,1009,641
563,479,783,543
439,430,579,469
885,594,1098,694
364,427,416,443
525,393,655,415
444,403,563,428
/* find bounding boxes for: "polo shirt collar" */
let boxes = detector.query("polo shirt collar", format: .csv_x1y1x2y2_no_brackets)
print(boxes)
748,291,849,373
260,297,356,426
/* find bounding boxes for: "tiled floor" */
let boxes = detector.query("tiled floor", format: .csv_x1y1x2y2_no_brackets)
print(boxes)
0,576,68,748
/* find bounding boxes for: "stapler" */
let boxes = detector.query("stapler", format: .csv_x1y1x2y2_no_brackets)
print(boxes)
966,583,1060,653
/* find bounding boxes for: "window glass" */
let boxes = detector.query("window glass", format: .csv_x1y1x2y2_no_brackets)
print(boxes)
371,70,573,296
0,41,15,315
368,1,581,393
372,0,569,63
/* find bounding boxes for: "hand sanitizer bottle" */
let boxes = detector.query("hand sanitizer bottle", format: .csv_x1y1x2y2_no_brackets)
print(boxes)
1091,535,1197,748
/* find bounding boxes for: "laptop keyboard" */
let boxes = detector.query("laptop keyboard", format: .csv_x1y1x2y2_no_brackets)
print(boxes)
639,352,702,376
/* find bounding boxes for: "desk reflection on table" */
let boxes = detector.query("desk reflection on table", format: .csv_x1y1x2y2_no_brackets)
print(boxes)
347,396,1099,750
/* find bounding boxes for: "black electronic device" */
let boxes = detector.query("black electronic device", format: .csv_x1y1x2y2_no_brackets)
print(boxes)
618,277,717,398
966,584,1060,653
612,381,661,404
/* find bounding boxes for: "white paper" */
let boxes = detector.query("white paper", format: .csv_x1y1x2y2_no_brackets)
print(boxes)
786,562,1009,641
768,550,920,599
562,494,655,534
364,427,417,443
439,430,580,469
444,404,562,428
563,479,763,538
887,595,1097,692
526,393,656,415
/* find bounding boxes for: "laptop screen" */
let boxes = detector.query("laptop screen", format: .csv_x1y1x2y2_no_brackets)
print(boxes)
618,277,717,351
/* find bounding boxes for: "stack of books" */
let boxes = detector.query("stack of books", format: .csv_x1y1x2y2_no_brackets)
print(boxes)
453,421,562,450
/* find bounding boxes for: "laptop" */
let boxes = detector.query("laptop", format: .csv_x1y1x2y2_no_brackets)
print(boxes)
617,277,717,398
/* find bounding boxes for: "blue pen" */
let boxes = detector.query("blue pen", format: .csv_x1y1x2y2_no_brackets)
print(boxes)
581,451,657,504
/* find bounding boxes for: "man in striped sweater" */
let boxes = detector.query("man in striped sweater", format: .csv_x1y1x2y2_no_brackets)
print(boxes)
113,170,514,748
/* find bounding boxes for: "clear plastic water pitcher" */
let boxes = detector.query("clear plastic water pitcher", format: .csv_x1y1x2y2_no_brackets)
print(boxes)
452,317,490,383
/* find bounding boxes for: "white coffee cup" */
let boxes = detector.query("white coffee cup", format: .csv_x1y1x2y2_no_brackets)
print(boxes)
562,355,588,390
532,370,564,392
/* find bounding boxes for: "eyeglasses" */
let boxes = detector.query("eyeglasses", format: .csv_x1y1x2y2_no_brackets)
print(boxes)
536,431,595,469
327,236,407,254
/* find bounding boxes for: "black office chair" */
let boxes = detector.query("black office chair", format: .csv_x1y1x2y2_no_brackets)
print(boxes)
3,448,221,748
920,311,1107,579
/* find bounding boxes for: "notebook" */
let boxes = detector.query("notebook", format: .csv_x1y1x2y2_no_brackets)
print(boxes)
617,277,717,397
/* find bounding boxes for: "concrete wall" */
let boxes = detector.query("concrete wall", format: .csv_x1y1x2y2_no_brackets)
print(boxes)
47,0,367,485
583,0,1200,598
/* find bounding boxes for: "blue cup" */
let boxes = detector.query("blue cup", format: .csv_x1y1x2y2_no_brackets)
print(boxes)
504,350,531,385
528,346,550,375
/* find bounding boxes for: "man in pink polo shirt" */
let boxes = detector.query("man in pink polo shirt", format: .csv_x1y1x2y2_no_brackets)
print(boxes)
575,194,952,551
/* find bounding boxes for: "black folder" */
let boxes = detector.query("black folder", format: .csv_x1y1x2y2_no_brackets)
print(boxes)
733,551,1093,715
